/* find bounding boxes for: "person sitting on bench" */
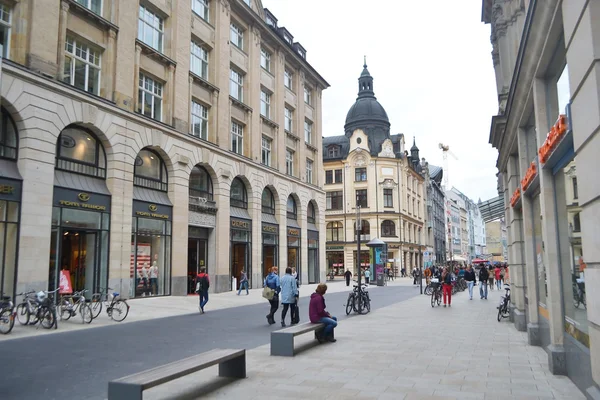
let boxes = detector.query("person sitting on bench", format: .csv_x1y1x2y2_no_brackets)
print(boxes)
309,283,337,343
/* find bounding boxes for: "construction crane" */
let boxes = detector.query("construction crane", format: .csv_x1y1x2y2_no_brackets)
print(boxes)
439,143,458,191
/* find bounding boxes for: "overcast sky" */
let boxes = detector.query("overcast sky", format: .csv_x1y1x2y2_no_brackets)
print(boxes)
265,0,500,202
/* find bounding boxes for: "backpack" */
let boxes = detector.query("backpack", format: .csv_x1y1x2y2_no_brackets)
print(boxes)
196,274,209,292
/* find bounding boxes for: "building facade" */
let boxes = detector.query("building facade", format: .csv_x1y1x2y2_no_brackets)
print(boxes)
323,63,427,277
425,164,446,266
484,219,507,262
483,0,599,394
0,0,329,299
447,187,486,262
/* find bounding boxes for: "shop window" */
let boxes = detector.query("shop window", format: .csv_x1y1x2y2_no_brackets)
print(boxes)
131,215,171,297
307,202,316,224
286,196,297,220
189,166,213,201
261,187,275,215
134,148,168,191
0,107,17,160
0,200,19,298
381,220,395,237
326,221,343,242
230,177,247,209
56,127,106,178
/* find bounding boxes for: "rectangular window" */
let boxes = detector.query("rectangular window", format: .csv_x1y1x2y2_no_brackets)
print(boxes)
328,146,340,158
230,69,243,101
230,23,243,49
304,87,312,105
335,169,343,183
326,191,343,210
573,177,578,199
355,167,367,182
138,5,164,52
63,37,101,95
260,48,271,72
192,0,209,21
261,137,271,167
384,189,393,208
306,159,313,184
137,73,163,121
0,4,10,58
304,120,312,144
286,150,294,176
76,0,102,15
284,69,292,89
191,101,208,140
325,170,333,185
356,189,367,208
284,107,293,132
190,41,209,79
230,121,243,155
260,90,271,119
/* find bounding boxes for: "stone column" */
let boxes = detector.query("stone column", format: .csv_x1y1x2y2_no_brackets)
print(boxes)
170,158,191,296
215,0,232,149
56,1,69,81
215,176,231,292
166,64,176,125
132,44,142,113
105,29,117,101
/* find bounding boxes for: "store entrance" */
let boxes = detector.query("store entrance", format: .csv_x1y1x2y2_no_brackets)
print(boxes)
187,239,207,294
263,245,276,278
59,229,98,294
232,243,248,290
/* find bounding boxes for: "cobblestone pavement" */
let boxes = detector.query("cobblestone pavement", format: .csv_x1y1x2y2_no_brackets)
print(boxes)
145,282,585,400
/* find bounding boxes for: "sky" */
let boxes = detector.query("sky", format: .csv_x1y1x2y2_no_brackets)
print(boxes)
265,0,500,202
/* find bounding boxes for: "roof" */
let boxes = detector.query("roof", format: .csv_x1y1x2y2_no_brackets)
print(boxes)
322,133,406,161
428,164,443,183
478,195,505,223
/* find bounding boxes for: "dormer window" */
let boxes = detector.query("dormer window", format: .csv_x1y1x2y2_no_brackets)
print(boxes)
284,35,292,45
297,48,305,58
328,146,340,158
266,15,276,27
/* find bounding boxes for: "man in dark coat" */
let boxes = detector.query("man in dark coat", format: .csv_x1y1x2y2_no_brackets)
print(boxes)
344,269,352,286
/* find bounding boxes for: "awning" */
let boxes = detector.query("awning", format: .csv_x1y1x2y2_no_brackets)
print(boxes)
261,213,278,225
287,218,300,229
230,206,251,220
133,186,172,206
55,170,110,195
308,222,318,232
472,258,488,264
0,159,22,180
452,256,467,262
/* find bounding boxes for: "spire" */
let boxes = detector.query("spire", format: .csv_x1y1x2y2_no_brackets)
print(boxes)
363,55,367,68
411,137,419,160
357,58,374,99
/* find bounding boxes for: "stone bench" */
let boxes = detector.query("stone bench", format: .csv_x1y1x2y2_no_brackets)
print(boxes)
271,322,330,356
108,348,246,400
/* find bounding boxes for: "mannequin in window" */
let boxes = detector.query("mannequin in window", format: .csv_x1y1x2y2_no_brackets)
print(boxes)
150,261,159,296
141,263,150,297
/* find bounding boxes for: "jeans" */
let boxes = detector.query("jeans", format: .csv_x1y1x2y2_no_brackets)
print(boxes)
442,283,453,305
319,316,337,337
237,281,249,295
496,279,502,290
467,281,474,299
488,277,494,290
281,302,297,324
199,290,209,310
480,282,488,299
150,278,157,295
267,296,279,321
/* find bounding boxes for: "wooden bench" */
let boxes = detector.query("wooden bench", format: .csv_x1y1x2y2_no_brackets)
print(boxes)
108,348,246,400
270,322,331,356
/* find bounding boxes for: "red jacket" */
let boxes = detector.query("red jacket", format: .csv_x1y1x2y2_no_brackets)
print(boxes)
309,293,328,322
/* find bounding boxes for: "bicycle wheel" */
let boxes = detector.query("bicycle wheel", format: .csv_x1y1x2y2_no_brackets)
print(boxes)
0,309,15,334
110,300,129,322
90,298,102,319
436,291,442,306
363,294,371,313
497,306,503,322
80,304,93,324
40,308,55,329
16,303,29,325
59,301,72,321
345,294,354,315
28,303,40,325
431,291,436,307
424,285,433,295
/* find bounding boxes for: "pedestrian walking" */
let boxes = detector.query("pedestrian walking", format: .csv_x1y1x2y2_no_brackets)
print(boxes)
309,283,337,343
412,267,419,285
401,267,406,277
280,267,298,327
442,267,453,307
364,269,371,284
479,266,489,299
494,266,502,290
488,265,495,290
291,267,300,324
237,270,249,295
263,266,280,325
344,269,352,287
465,265,476,300
195,267,210,313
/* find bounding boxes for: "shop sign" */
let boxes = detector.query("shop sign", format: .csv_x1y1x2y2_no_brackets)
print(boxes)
59,270,73,294
510,187,521,208
326,245,344,250
132,200,171,220
539,115,567,165
388,244,401,249
287,228,300,237
54,188,111,212
0,178,21,202
231,218,251,230
520,161,537,192
262,223,278,233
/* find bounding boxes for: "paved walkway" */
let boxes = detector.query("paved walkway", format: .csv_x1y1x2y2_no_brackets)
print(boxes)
144,284,584,400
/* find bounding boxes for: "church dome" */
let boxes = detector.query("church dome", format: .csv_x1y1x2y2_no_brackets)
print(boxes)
344,62,390,134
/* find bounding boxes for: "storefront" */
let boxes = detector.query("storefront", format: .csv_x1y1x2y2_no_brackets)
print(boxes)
307,202,319,284
326,247,344,276
287,226,300,280
230,217,251,289
262,222,278,279
0,176,21,298
188,226,209,294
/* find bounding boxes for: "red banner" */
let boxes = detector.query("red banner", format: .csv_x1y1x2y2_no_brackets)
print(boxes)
59,270,73,294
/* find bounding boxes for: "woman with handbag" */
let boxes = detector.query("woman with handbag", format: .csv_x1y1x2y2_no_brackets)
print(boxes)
263,266,280,325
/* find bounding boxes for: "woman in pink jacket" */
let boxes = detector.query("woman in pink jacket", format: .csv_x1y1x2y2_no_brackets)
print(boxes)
309,283,337,343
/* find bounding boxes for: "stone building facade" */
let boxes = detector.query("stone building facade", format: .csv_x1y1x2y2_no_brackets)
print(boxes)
425,165,446,266
483,0,599,394
0,0,328,299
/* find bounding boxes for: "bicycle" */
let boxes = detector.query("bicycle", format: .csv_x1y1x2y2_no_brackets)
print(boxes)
497,284,511,321
430,279,442,307
90,287,130,322
345,284,370,315
16,290,40,326
16,288,59,329
573,281,586,309
0,295,16,334
59,290,93,324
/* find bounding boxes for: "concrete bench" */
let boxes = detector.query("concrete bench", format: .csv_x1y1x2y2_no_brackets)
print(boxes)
108,348,246,400
271,322,331,356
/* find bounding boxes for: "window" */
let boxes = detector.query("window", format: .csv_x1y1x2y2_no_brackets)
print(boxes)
326,191,343,210
230,23,243,49
354,220,370,239
381,220,396,237
260,90,271,119
304,87,312,105
230,121,243,155
0,4,9,58
573,177,578,200
261,137,271,167
261,188,275,214
191,101,208,140
243,0,251,6
284,69,292,89
284,107,293,132
286,196,297,220
189,166,213,201
384,189,393,207
573,212,581,232
356,189,367,208
230,69,243,101
328,146,340,158
0,108,17,160
192,0,209,21
308,202,316,224
230,177,247,208
306,159,313,184
325,170,333,184
355,167,367,182
134,148,168,191
335,169,343,183
286,149,294,176
326,222,343,241
190,41,209,79
63,37,101,95
138,73,163,121
260,48,271,72
304,120,312,144
56,127,106,178
138,5,164,52
76,0,102,14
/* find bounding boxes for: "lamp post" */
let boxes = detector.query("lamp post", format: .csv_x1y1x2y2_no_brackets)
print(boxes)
356,199,362,314
419,247,423,294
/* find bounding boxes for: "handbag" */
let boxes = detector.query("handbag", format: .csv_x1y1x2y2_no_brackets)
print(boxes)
262,287,275,300
195,282,200,293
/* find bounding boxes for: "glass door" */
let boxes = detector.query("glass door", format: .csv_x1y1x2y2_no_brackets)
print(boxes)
60,230,98,296
232,243,247,290
187,239,198,294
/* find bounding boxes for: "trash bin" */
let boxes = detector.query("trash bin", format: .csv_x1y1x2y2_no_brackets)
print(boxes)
376,273,385,286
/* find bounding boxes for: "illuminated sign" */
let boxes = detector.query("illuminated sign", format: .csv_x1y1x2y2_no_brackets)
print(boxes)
262,224,277,233
78,193,90,202
231,219,250,229
287,228,300,237
149,204,158,212
520,161,537,192
510,187,521,208
539,115,567,164
59,200,106,211
135,211,169,219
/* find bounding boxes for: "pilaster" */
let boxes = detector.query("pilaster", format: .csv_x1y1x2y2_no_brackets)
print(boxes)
56,1,69,81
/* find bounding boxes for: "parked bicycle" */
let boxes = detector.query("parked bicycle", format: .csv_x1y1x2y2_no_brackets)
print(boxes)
573,280,586,309
16,289,59,329
16,291,40,326
430,279,442,307
0,295,16,334
59,289,93,324
345,283,370,315
497,284,511,321
90,287,129,322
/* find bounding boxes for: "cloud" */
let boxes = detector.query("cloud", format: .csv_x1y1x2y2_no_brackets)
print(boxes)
265,0,500,201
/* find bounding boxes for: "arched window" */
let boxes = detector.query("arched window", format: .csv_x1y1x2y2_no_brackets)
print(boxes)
307,202,316,224
56,126,106,178
286,196,297,220
0,107,17,160
230,178,247,208
381,220,396,237
354,220,370,239
261,187,275,215
189,166,213,201
134,148,168,191
326,221,343,242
